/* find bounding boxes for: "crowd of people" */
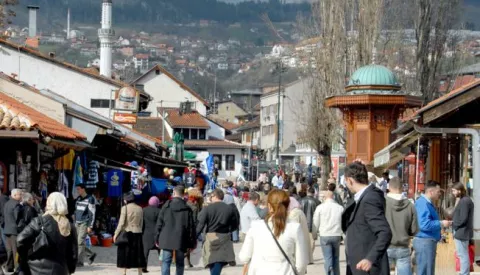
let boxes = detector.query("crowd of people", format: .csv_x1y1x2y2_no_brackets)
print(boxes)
0,160,474,275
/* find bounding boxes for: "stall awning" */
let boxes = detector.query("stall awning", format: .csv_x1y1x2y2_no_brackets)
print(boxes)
374,131,420,168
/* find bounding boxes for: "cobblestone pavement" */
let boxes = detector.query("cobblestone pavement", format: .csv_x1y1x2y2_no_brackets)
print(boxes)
74,242,348,275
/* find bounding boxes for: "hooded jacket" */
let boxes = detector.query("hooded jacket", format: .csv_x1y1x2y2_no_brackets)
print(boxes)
156,197,196,251
385,194,418,247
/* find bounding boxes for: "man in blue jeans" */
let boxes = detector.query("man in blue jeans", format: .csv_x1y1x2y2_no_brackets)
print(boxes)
413,180,451,275
385,177,418,275
156,186,196,275
313,187,344,274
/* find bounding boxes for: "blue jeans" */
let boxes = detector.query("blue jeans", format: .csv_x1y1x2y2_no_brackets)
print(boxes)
387,247,412,275
413,237,437,275
455,239,470,275
209,262,225,275
232,230,239,242
320,236,341,275
162,249,185,275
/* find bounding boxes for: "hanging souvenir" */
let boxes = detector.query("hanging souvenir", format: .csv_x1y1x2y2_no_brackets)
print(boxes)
39,171,48,200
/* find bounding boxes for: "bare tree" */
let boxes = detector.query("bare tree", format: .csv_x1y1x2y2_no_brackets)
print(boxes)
294,0,386,188
0,0,18,29
295,0,350,189
415,0,462,103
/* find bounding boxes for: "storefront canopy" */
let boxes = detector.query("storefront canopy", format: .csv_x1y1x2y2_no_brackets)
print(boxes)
0,92,86,144
374,131,420,168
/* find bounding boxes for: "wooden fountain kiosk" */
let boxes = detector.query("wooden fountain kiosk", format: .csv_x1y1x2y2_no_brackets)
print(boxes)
325,65,422,167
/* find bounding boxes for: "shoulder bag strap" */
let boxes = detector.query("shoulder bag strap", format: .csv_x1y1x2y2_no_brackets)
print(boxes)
264,220,299,275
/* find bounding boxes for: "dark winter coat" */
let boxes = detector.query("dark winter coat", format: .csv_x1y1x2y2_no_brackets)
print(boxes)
142,206,160,251
453,196,474,241
156,197,196,251
301,196,320,232
342,184,392,275
17,215,78,275
3,199,22,235
0,194,9,227
18,204,39,234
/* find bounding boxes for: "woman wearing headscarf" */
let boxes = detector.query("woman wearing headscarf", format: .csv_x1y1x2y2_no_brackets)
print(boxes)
114,192,145,275
287,196,313,265
142,196,161,273
17,192,78,275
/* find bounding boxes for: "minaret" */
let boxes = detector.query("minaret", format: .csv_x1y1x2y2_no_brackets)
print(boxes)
98,0,114,78
67,8,71,39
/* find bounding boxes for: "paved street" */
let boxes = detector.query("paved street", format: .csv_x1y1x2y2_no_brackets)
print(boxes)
74,242,348,275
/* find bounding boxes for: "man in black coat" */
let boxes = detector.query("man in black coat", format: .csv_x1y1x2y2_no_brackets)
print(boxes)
156,185,195,275
342,162,392,275
301,187,320,264
2,189,23,273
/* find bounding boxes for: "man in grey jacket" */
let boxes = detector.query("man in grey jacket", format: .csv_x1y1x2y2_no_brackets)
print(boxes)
385,177,418,275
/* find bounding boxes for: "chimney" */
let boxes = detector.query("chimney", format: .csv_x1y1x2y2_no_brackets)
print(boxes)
67,8,71,39
27,6,40,38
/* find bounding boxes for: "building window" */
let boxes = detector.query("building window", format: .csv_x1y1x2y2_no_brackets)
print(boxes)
173,128,181,135
182,128,190,139
262,107,266,118
199,129,206,140
90,99,114,108
191,128,198,140
268,125,274,135
213,154,222,170
262,126,267,136
226,155,235,171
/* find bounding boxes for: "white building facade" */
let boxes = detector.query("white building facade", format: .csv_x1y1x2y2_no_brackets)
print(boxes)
132,65,208,117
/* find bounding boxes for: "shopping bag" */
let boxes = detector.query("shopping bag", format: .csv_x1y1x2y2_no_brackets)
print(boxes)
188,241,203,267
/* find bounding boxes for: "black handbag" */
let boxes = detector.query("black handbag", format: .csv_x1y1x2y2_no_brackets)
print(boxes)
114,204,129,246
29,217,50,258
264,220,299,275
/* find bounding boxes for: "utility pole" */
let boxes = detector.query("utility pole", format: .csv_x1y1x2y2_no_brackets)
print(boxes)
248,88,254,181
160,100,165,144
276,59,284,165
213,70,217,114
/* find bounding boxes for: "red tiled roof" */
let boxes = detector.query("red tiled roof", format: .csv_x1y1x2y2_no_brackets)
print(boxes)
407,79,480,121
184,138,245,149
206,116,239,131
131,65,209,106
439,75,476,93
165,109,210,128
135,53,149,59
0,92,85,140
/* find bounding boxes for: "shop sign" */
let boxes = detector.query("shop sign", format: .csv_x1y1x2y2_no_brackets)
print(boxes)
114,86,139,111
113,113,138,124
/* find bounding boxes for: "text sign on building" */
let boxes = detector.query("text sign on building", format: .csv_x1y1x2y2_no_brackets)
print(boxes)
115,86,139,111
113,113,137,124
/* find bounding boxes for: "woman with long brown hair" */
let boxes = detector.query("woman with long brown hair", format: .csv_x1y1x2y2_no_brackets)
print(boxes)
239,189,309,275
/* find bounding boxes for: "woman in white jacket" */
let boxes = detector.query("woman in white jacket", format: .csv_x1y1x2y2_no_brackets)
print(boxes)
239,189,309,275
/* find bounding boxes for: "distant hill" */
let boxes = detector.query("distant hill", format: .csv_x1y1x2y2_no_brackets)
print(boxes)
9,0,480,30
13,0,310,27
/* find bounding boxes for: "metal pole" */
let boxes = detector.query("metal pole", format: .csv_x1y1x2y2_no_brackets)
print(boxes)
213,70,217,114
161,100,165,144
415,137,420,197
276,60,282,164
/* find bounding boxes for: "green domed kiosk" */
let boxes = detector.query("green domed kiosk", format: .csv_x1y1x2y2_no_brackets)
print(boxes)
325,64,422,165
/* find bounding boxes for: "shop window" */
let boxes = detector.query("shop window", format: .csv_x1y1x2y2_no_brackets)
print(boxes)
191,128,198,140
213,154,222,170
173,128,181,135
199,129,206,140
90,99,114,108
226,155,235,171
